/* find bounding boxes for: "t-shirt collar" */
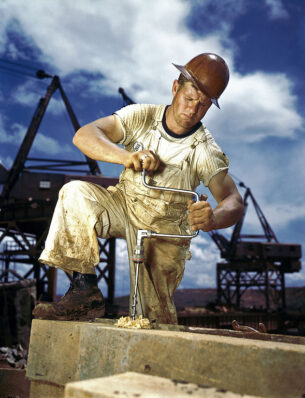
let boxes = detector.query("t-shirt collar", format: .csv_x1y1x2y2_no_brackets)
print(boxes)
162,105,202,139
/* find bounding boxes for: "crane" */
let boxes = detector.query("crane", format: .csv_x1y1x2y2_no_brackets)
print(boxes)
210,181,301,310
0,70,118,302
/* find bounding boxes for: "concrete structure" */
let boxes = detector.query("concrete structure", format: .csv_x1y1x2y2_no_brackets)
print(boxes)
64,372,258,397
26,319,305,398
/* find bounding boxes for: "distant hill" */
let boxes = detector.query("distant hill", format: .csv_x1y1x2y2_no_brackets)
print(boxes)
113,286,305,314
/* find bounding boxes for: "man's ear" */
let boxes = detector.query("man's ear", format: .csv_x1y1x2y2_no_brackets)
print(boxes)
172,80,179,96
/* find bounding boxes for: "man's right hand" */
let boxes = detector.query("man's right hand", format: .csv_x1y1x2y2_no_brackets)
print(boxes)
123,150,160,172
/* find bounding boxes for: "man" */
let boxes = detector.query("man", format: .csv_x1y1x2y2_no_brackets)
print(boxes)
33,53,244,324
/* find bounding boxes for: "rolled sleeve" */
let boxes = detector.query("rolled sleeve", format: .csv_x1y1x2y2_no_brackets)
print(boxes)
197,138,229,187
114,104,150,147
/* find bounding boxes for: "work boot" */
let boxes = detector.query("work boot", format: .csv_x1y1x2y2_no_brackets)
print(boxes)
32,272,105,321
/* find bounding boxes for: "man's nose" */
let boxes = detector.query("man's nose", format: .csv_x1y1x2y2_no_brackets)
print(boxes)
187,102,198,115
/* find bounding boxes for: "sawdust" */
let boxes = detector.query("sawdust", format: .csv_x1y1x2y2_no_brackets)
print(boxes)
115,315,151,329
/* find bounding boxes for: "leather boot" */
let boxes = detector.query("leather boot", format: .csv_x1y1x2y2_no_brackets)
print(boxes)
32,272,105,321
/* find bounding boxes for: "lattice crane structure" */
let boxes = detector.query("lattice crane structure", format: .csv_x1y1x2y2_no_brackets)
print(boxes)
209,182,302,310
0,71,118,303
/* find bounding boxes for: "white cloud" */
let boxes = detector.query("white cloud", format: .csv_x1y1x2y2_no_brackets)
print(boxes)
114,238,130,297
180,236,221,289
0,0,301,143
240,199,305,233
11,80,65,115
33,133,73,155
0,118,72,156
0,114,6,139
206,71,303,142
265,0,289,20
0,121,25,143
288,262,305,287
11,81,41,107
184,0,247,39
0,0,232,106
0,155,13,169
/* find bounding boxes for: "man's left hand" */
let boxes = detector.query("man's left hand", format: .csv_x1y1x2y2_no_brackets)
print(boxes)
188,194,217,232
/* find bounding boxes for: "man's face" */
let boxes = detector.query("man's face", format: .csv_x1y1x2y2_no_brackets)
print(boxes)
170,80,212,132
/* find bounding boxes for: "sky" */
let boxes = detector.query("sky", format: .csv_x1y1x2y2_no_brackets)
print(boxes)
0,0,304,298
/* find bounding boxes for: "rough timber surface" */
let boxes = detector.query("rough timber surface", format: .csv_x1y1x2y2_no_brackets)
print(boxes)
96,317,305,345
26,319,305,398
64,371,259,398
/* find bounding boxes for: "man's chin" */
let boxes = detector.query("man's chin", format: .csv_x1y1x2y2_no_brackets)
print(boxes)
179,119,195,129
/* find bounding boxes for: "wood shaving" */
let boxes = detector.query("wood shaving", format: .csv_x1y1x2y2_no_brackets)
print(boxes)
115,315,151,329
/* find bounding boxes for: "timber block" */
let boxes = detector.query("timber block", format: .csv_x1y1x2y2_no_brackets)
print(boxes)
26,319,305,398
64,371,258,397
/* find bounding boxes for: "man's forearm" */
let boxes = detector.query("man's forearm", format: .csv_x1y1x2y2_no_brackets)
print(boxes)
73,120,160,172
73,125,129,165
213,194,244,230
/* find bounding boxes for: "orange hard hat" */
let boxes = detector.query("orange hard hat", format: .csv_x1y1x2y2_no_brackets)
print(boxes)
173,53,229,109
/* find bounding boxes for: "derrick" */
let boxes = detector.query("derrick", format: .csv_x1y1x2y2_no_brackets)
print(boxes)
0,71,117,304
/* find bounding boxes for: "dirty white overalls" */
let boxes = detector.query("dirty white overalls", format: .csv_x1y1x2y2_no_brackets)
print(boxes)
39,104,228,324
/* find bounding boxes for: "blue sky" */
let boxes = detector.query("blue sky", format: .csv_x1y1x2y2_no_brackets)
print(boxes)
0,0,304,297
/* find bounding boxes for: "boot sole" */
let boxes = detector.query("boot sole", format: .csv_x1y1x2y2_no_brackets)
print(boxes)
34,304,105,322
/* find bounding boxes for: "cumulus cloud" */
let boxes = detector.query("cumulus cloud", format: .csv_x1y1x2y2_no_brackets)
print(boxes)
113,238,130,296
0,155,13,169
0,0,231,105
180,236,221,289
288,263,305,287
206,71,303,142
0,119,72,156
10,81,43,107
0,121,25,144
33,133,73,155
243,201,305,232
265,0,289,20
11,80,66,115
0,115,6,139
0,0,301,144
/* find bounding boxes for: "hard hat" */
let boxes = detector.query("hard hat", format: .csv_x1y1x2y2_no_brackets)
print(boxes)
173,53,229,109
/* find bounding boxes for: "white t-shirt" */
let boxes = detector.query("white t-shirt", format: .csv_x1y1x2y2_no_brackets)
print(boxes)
114,103,229,233
115,103,229,188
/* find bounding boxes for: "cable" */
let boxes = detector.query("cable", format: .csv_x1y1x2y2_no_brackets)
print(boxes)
230,172,247,188
0,64,37,79
0,58,54,82
0,57,42,72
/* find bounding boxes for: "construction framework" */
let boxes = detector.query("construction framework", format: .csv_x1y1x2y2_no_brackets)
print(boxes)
0,72,118,303
210,183,302,310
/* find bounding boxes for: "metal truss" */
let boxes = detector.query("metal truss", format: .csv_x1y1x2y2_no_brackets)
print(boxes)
0,226,116,303
217,261,286,310
0,224,49,299
0,72,116,304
